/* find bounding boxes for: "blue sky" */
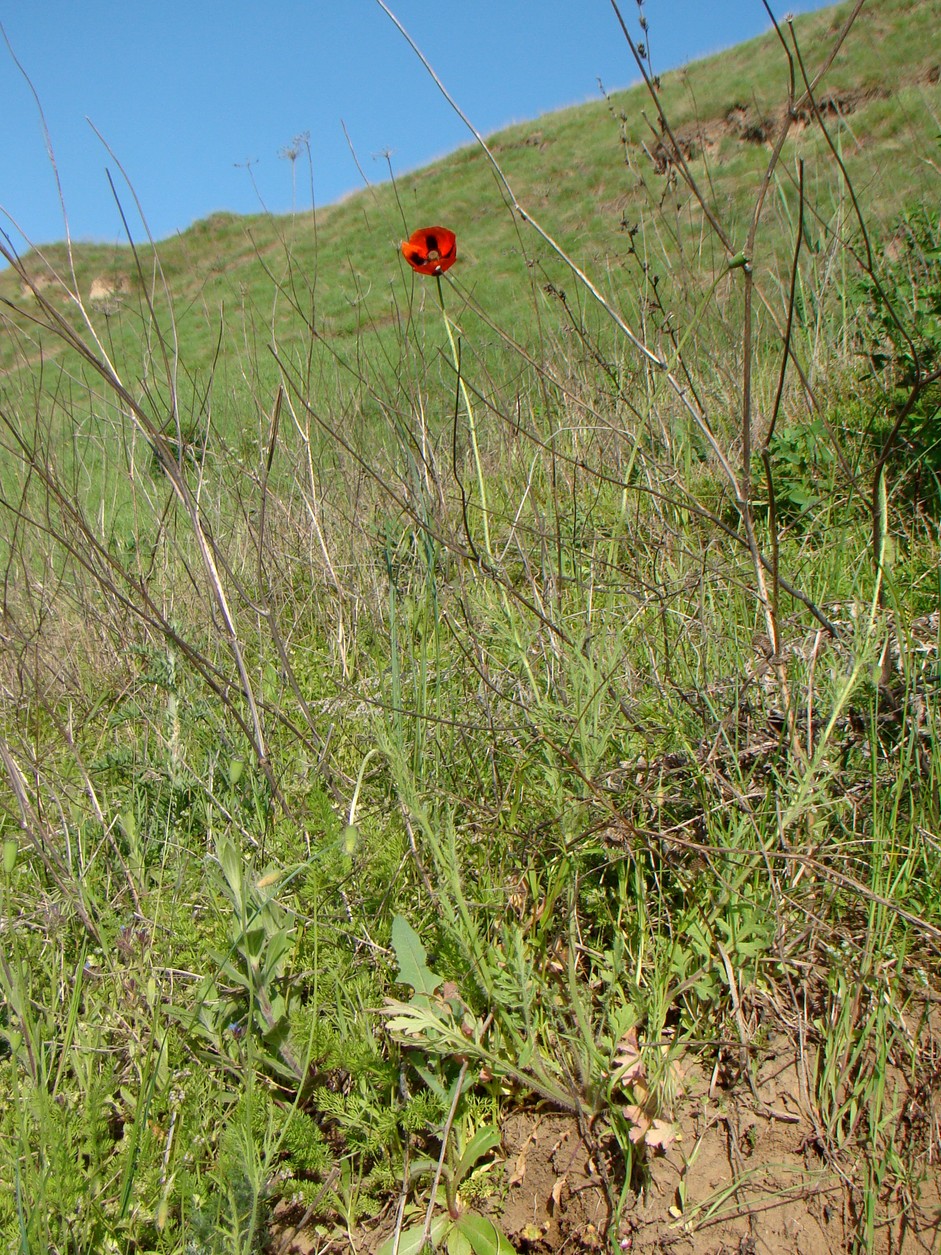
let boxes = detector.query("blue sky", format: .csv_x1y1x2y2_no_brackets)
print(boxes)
2,1,834,254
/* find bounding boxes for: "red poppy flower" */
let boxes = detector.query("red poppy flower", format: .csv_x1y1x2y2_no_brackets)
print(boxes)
401,225,457,276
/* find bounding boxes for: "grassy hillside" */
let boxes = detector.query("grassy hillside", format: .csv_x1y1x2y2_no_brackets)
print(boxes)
2,0,939,383
0,2,940,1252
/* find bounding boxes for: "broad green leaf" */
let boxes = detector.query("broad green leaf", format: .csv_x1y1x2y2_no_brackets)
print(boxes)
215,835,244,901
377,1213,449,1255
391,914,442,997
262,928,294,977
456,1126,502,1184
447,1224,474,1255
453,1212,516,1255
265,991,287,1022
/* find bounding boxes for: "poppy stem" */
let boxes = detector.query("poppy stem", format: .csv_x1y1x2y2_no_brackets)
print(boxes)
435,274,491,559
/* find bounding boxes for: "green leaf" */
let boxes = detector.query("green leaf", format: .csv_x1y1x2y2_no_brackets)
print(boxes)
383,1000,446,1037
377,1213,449,1255
411,1056,452,1105
447,1224,474,1255
453,1212,516,1255
215,834,244,902
456,1126,502,1185
262,928,294,978
391,915,442,997
266,991,287,1023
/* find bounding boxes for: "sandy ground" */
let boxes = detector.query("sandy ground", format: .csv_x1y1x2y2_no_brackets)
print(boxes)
272,1025,941,1254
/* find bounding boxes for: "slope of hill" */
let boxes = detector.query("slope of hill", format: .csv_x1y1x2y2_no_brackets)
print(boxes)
2,0,938,392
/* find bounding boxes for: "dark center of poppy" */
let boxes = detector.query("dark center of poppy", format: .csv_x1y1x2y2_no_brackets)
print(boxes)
425,234,440,254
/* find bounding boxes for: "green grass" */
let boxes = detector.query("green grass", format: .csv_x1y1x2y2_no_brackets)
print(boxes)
0,0,940,1251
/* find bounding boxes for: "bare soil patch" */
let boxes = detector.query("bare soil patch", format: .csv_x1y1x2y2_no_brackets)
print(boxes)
271,1027,941,1254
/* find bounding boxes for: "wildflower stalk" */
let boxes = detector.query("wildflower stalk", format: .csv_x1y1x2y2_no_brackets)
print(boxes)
435,274,492,560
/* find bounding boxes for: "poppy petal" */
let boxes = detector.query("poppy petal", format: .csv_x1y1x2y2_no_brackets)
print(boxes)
402,225,457,275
